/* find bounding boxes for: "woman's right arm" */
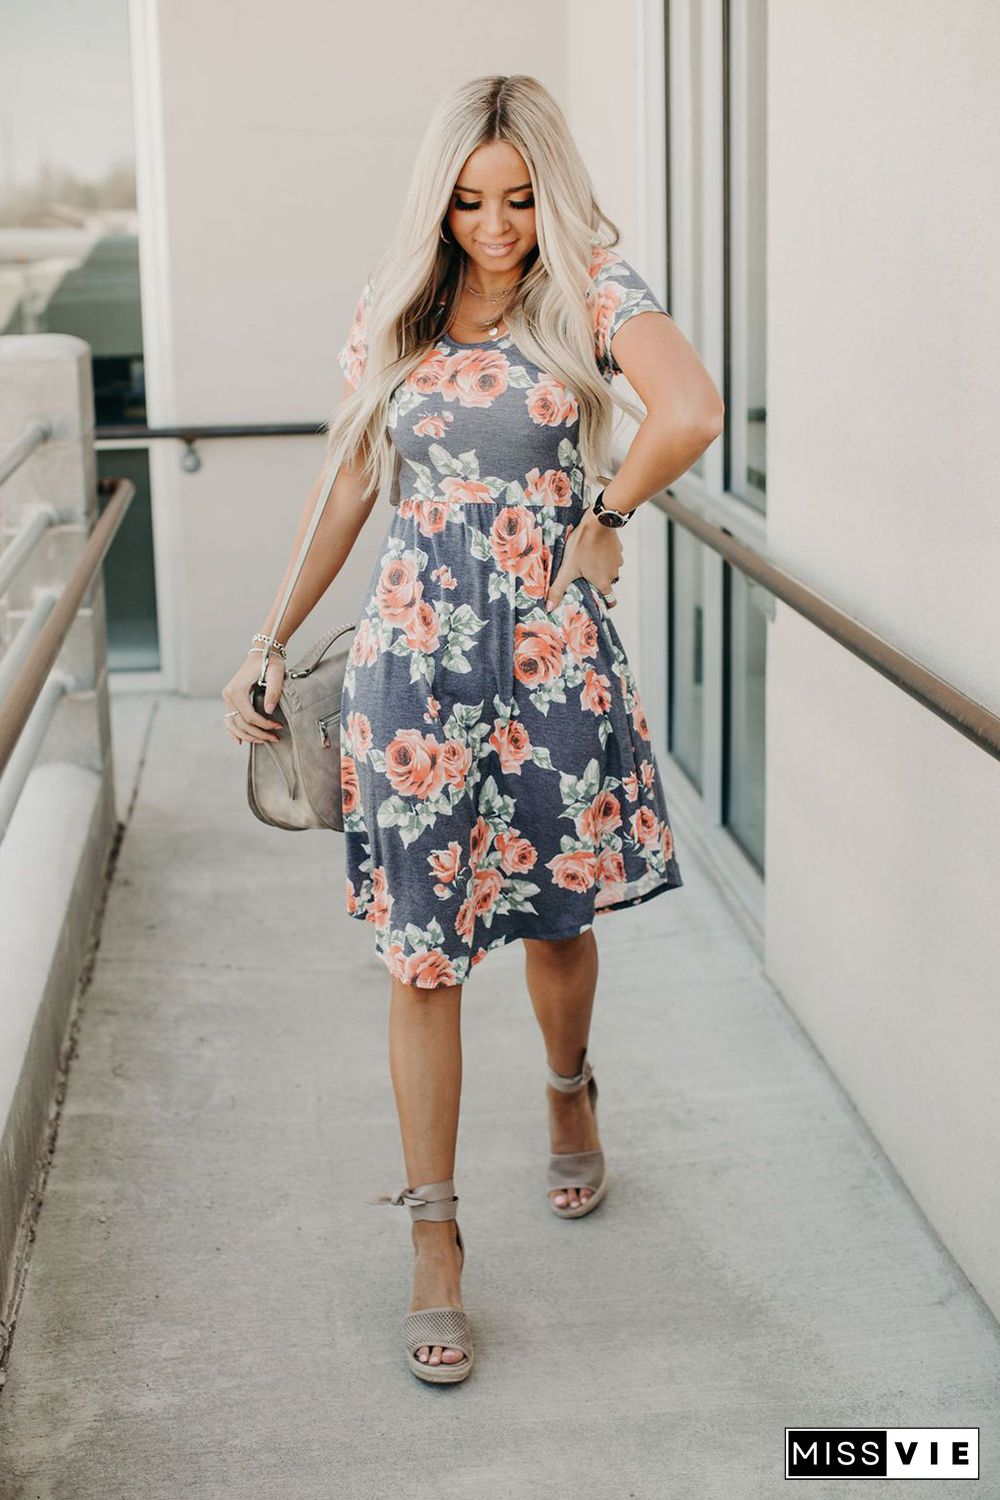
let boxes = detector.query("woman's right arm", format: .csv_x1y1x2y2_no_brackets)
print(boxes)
220,378,377,744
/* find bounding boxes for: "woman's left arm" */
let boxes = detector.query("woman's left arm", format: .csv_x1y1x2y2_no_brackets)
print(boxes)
601,310,725,515
545,312,724,610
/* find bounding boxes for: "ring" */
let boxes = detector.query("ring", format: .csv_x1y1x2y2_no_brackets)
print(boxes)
225,710,239,720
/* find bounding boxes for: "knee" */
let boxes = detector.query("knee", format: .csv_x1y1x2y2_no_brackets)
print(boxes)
523,930,592,964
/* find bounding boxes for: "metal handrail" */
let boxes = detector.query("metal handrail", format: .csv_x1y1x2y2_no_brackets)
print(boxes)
87,423,1000,764
0,419,52,486
0,477,135,779
651,488,1000,765
95,421,325,442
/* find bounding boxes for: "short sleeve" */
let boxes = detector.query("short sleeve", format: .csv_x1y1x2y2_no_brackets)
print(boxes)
589,249,668,377
337,278,372,389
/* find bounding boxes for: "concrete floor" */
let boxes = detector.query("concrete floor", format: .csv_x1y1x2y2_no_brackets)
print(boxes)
0,693,997,1499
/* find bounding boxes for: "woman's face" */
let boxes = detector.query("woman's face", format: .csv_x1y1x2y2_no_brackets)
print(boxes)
445,140,537,275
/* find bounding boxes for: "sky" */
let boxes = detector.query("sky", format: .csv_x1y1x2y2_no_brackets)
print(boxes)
0,0,134,194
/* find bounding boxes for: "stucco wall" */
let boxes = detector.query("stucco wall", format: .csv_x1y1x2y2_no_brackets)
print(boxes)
765,0,1000,1316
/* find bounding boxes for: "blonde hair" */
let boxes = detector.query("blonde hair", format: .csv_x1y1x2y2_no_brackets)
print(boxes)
323,74,646,503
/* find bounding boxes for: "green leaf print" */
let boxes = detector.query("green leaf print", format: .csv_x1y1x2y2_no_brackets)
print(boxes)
477,775,516,829
427,441,476,479
505,366,535,389
468,529,493,562
531,745,555,770
440,644,471,673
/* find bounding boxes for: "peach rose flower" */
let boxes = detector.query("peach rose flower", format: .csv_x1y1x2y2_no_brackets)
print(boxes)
661,825,674,861
526,373,579,427
622,771,639,802
596,848,626,887
577,790,622,844
632,700,651,740
385,943,408,982
340,755,360,815
440,476,494,506
629,807,660,846
345,877,358,915
346,711,372,761
441,739,472,790
496,831,538,874
546,849,598,892
404,598,440,655
472,865,504,916
490,506,542,573
489,719,532,774
562,607,598,664
406,350,450,394
524,467,572,507
513,619,564,686
350,617,380,667
441,348,511,407
640,761,656,790
367,866,393,929
581,668,612,715
469,816,491,868
413,411,453,437
427,841,463,887
405,949,457,988
455,898,476,944
423,695,440,723
432,565,457,590
384,729,446,800
376,555,422,624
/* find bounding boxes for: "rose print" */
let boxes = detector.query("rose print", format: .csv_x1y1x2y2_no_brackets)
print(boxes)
405,949,457,987
441,476,494,506
367,867,393,929
469,816,491,868
525,467,572,507
581,668,612,715
441,348,511,408
577,790,622,844
432,565,457,590
346,711,372,761
376,555,423,625
384,729,446,800
513,619,564,686
496,831,538,874
488,719,532,774
404,598,441,654
472,866,504,916
629,807,660,846
441,739,472,791
546,849,598,892
423,695,440,722
350,618,379,667
428,841,463,894
413,411,454,438
341,755,360,815
526,373,579,426
406,350,451,395
562,607,598,664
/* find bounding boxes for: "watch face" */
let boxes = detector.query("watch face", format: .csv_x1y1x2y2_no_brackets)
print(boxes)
597,508,626,527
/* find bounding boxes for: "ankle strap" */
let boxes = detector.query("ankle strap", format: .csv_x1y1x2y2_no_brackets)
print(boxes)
367,1177,458,1220
546,1051,593,1093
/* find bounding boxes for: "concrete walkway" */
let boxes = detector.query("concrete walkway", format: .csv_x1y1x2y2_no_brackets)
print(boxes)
0,693,997,1499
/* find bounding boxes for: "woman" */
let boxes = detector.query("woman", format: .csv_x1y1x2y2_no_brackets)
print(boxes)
222,75,723,1384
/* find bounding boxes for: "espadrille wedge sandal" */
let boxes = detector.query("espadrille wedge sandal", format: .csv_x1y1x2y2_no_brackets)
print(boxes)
368,1177,474,1384
546,1050,608,1218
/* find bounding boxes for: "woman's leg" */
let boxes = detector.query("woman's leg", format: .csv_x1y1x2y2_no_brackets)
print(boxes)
388,975,466,1366
522,929,602,1209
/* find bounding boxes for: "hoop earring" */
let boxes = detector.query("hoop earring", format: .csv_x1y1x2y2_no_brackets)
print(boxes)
440,223,452,243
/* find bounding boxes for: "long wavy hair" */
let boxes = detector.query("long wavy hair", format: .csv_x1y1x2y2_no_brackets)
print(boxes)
322,74,647,504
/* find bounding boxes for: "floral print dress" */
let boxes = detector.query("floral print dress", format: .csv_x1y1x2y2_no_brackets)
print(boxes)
336,248,683,988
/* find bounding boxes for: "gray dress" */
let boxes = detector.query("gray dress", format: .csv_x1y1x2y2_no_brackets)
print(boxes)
336,248,683,988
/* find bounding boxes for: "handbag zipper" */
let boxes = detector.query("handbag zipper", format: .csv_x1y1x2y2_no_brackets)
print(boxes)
317,713,338,748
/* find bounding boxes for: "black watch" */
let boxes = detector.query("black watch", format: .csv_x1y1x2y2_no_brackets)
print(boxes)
592,488,634,528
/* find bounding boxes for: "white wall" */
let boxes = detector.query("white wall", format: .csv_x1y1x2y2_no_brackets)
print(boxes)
765,0,1000,1316
132,0,573,695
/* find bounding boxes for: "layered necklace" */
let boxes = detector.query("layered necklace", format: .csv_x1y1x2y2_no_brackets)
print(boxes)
459,275,521,339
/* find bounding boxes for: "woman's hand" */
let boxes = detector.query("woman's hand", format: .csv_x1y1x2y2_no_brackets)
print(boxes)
221,651,286,745
545,508,624,612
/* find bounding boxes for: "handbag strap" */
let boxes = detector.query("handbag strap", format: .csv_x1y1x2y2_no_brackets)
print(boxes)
257,423,403,689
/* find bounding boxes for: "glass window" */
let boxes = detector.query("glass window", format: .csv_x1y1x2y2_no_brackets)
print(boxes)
668,521,706,793
725,0,767,509
722,563,766,870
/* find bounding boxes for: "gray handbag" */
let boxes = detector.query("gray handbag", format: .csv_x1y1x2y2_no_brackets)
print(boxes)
247,619,356,831
245,423,401,831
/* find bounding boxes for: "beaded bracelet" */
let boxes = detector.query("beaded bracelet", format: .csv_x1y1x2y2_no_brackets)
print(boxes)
250,632,287,660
